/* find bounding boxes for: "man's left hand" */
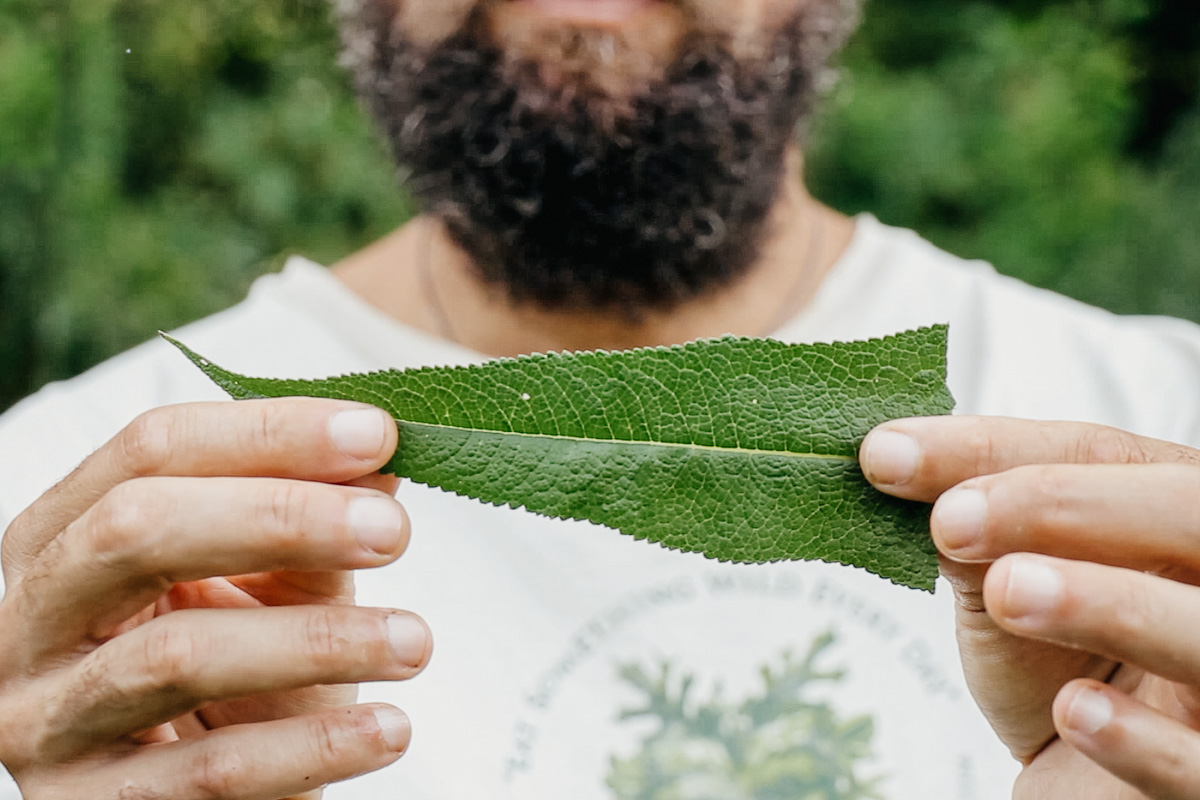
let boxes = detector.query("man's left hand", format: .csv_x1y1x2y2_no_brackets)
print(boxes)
860,416,1200,799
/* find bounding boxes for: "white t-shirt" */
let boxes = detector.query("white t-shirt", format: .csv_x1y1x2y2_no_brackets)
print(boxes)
3,215,1200,799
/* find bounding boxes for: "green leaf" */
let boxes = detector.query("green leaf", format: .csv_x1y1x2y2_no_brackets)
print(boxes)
165,327,955,591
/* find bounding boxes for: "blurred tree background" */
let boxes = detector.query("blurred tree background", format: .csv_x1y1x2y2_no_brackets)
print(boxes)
1,0,1199,412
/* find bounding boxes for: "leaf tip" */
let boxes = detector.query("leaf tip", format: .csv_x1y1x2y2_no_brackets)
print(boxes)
159,332,207,368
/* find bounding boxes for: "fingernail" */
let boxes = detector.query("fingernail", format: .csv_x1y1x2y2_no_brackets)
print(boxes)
1066,688,1112,736
861,430,920,486
373,707,412,752
933,488,988,556
330,408,390,460
387,614,429,668
1004,558,1064,622
348,496,407,555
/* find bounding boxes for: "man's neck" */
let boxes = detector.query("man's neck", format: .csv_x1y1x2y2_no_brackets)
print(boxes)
333,148,855,357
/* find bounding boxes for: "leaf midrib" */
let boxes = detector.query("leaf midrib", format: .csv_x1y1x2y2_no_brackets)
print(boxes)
402,421,857,462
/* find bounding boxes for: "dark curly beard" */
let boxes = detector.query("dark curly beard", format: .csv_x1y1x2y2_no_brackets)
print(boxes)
337,2,855,314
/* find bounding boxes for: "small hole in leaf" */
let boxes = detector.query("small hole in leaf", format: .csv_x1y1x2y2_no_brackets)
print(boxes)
521,393,531,401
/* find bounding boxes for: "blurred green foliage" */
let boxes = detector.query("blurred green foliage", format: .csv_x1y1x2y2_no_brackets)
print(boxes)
0,0,413,411
809,0,1200,323
2,0,1199,411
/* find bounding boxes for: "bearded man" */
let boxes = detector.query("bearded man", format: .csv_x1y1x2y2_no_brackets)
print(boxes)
3,1,1200,798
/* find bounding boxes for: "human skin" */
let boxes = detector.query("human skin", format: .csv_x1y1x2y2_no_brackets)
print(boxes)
0,399,432,798
4,1,1196,798
333,0,857,357
862,416,1200,798
0,2,849,797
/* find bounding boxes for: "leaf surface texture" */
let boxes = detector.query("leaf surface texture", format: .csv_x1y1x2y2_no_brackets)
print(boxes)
168,327,955,590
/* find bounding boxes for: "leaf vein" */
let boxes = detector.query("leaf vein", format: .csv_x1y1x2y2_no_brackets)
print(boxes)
401,421,857,462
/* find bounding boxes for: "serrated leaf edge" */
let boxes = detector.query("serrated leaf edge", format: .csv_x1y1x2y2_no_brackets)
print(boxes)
397,474,934,590
163,326,950,388
160,329,946,593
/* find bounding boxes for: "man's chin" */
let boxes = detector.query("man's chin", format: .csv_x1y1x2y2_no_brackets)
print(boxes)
338,0,845,312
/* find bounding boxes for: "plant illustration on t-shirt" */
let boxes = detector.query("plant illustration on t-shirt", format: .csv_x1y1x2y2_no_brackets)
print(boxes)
606,631,882,800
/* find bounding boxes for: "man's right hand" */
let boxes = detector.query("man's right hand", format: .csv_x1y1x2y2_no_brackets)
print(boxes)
0,399,432,800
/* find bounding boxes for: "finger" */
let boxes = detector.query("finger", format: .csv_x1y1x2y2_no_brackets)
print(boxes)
1054,680,1200,800
227,569,355,607
859,416,1200,503
985,555,1200,689
31,606,430,759
57,704,411,800
3,399,398,577
344,472,403,495
928,463,1200,570
162,568,356,618
940,556,1117,763
7,478,410,657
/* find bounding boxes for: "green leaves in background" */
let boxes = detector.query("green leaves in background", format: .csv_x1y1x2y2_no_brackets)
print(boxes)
807,0,1200,321
0,0,412,410
6,0,1200,413
168,327,955,591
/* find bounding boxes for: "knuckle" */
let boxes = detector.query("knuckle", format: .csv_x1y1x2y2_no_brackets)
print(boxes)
1151,738,1192,793
302,607,353,668
951,581,986,615
1004,465,1074,537
1079,426,1152,465
1128,731,1194,798
140,621,204,697
1024,465,1070,508
307,713,348,767
262,481,310,538
119,409,178,476
1,513,29,575
189,742,247,800
1107,581,1156,642
36,656,117,761
943,558,991,614
1173,445,1200,466
961,422,1002,479
1,693,56,771
87,482,160,571
244,402,289,456
946,571,987,615
115,787,162,800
